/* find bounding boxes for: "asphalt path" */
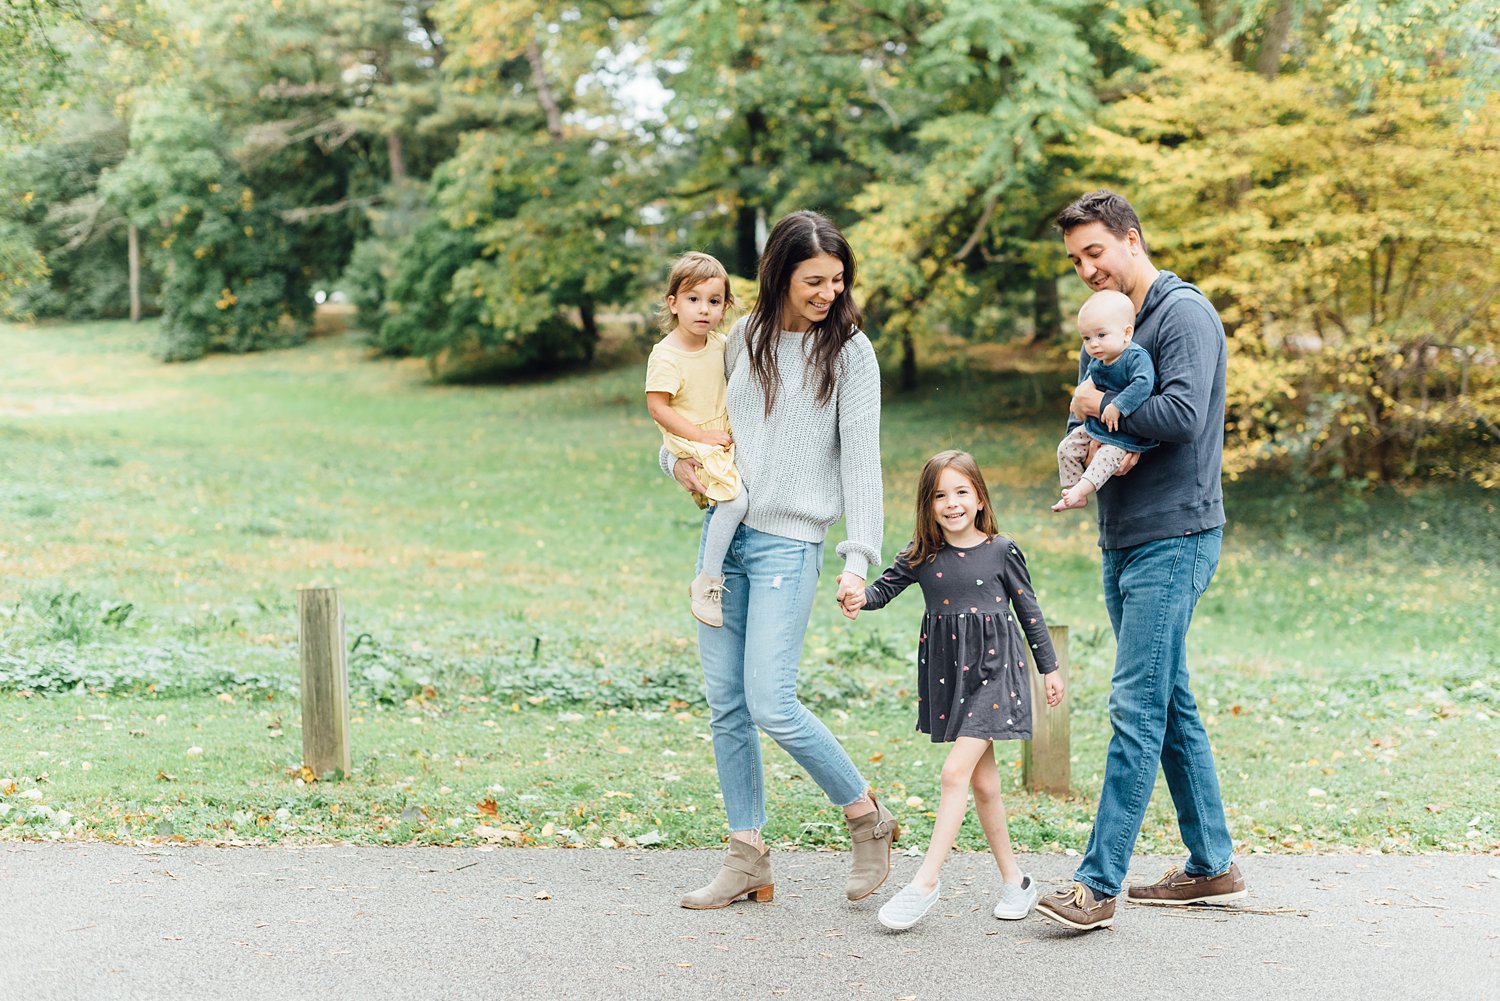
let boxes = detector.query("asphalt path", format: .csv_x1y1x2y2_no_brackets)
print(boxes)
3,844,1497,1001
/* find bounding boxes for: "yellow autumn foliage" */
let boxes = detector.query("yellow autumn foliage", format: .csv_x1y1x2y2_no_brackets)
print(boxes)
1096,14,1499,487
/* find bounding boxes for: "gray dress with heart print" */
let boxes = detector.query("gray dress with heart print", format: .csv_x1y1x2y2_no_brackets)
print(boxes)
862,535,1059,742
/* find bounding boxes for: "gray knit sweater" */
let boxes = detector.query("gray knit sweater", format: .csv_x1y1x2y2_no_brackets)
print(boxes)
660,315,884,579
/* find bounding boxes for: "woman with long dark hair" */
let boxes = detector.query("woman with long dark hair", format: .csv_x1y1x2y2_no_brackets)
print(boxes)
663,210,898,909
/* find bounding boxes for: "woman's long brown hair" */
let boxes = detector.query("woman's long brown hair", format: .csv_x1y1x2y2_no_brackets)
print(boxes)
900,450,999,566
744,210,862,416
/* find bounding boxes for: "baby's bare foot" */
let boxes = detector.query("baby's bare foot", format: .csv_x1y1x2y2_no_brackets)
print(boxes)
1051,492,1089,512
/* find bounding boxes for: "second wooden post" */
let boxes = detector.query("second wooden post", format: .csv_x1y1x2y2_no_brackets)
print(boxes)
1022,623,1071,796
298,587,351,778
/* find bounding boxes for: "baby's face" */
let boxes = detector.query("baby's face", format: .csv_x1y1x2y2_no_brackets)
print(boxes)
1079,319,1132,362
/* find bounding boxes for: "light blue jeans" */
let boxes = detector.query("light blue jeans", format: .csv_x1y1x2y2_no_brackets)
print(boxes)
1074,527,1234,898
697,516,868,831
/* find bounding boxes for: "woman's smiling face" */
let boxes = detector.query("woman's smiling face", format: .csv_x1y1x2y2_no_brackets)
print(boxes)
781,253,845,332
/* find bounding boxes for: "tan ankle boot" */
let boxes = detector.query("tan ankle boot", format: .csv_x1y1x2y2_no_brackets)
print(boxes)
689,572,726,628
844,792,900,900
679,839,773,909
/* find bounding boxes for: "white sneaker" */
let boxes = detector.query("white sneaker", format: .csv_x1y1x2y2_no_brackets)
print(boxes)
689,572,726,627
878,880,941,931
993,874,1039,920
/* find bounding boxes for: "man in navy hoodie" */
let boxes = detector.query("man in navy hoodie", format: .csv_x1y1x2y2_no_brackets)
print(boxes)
1036,190,1246,931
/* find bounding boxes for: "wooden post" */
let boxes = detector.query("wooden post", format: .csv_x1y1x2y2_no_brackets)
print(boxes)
298,587,351,778
127,223,141,323
1022,624,1070,796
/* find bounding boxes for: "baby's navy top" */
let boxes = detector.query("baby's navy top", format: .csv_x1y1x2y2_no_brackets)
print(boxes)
1084,341,1158,452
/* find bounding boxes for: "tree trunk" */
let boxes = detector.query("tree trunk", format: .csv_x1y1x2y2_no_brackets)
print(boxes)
1030,273,1062,344
387,132,407,185
418,8,446,65
526,37,565,141
733,109,768,277
1257,0,1294,80
900,330,918,392
579,295,599,361
735,205,759,280
127,223,141,323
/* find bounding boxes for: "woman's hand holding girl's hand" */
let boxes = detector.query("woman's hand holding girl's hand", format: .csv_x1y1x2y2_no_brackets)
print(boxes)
835,574,865,620
1044,671,1065,708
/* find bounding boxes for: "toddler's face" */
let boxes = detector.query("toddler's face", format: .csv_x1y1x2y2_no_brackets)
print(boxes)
1079,318,1132,362
669,277,728,335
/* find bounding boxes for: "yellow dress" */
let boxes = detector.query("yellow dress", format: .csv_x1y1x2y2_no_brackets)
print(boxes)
645,331,741,504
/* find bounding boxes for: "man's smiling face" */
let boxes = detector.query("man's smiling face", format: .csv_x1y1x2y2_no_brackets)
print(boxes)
1063,221,1147,300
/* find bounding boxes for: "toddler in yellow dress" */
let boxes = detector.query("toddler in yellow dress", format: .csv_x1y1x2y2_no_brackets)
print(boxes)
645,252,747,628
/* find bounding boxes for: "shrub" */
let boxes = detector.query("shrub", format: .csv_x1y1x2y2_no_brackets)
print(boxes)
100,93,311,361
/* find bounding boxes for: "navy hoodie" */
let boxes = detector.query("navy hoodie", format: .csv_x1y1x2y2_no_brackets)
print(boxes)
1068,271,1227,549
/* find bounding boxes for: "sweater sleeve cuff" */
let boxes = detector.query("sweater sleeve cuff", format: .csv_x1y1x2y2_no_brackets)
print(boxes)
658,445,675,478
836,544,873,581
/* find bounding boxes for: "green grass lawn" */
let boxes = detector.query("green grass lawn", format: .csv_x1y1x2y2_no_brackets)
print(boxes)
1,320,1496,855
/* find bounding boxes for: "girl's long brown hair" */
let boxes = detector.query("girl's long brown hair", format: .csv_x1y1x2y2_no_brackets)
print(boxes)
900,450,999,566
744,210,862,416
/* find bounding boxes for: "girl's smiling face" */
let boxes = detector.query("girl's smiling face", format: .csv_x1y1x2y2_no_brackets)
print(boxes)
781,254,845,332
668,277,728,336
930,466,984,543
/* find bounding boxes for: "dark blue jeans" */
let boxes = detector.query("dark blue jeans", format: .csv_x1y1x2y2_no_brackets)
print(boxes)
1074,527,1233,898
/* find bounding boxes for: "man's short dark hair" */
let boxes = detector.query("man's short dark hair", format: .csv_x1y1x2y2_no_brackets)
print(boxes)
1056,190,1148,255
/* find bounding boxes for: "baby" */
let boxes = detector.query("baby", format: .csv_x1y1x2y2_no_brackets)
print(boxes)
1052,289,1158,511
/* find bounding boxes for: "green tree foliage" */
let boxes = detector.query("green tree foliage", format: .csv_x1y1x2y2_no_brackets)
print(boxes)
101,95,308,360
1,0,89,138
358,0,649,378
359,198,487,363
328,0,457,185
1,1,173,315
0,108,162,320
846,0,1100,383
4,0,1497,487
82,0,415,357
649,0,912,276
0,218,50,318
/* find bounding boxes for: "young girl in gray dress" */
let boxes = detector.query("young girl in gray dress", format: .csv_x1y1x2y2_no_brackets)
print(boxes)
841,450,1064,931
